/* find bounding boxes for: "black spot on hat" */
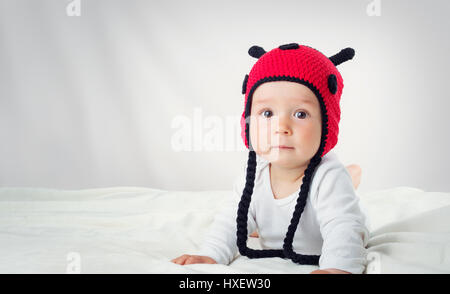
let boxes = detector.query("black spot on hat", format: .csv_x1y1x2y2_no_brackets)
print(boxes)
279,43,299,50
242,74,249,94
328,74,337,94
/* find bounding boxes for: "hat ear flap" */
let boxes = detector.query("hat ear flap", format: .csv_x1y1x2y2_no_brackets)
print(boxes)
248,45,266,59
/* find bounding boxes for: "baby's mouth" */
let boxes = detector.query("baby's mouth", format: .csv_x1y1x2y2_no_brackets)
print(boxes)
272,145,294,150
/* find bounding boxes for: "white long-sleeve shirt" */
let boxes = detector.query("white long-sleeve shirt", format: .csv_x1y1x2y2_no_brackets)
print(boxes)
196,151,370,274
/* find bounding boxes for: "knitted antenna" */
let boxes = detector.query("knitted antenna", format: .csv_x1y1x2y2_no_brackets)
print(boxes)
236,43,355,265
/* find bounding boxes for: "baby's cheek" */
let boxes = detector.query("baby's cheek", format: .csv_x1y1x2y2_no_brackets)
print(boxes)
298,123,322,153
249,121,271,154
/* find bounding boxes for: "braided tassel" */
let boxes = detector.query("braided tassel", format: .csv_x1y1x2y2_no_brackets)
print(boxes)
282,155,322,265
236,151,285,259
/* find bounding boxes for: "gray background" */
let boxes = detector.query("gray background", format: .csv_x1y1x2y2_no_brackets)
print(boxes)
0,0,449,194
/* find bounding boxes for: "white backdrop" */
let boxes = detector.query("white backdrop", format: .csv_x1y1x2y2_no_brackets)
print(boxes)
0,0,449,194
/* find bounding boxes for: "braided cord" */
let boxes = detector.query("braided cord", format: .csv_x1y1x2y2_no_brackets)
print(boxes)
282,155,322,265
236,151,321,264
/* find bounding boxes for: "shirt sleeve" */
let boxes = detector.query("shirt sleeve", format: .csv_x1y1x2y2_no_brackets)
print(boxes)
195,174,257,265
313,165,370,274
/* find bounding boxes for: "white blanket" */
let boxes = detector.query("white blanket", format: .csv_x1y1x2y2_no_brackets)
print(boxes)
0,186,449,274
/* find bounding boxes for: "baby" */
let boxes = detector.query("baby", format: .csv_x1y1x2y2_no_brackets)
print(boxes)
171,43,369,274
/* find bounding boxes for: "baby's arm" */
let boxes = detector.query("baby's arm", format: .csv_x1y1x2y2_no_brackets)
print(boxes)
171,175,256,265
313,166,369,274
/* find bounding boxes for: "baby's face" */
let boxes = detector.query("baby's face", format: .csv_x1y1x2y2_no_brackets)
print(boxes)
249,81,322,168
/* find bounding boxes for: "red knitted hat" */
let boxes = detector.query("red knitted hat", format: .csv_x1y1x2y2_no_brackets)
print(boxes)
235,43,356,265
240,43,355,157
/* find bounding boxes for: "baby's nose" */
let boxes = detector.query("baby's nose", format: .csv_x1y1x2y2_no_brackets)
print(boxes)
273,115,292,135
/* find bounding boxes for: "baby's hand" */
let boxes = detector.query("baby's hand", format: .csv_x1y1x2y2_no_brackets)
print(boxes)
171,254,217,265
310,268,351,274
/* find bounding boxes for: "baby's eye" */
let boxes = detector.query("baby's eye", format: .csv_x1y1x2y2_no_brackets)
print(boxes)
261,110,273,118
294,111,308,119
